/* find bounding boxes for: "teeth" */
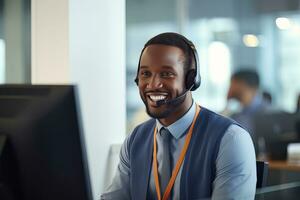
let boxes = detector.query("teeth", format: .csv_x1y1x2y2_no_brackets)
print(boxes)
149,95,167,101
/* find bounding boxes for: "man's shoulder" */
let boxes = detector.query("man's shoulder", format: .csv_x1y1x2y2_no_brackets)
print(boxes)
198,106,249,135
126,118,156,155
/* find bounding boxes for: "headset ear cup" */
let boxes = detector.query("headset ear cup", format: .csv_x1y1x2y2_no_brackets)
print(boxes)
185,69,196,89
134,78,139,86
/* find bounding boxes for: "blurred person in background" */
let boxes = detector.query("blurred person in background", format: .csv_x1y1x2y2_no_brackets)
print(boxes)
226,69,270,134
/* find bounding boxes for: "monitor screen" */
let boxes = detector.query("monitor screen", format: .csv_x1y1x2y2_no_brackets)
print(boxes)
253,111,300,160
0,85,92,200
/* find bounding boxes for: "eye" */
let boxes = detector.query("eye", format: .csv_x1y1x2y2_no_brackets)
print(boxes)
140,70,151,78
160,71,175,78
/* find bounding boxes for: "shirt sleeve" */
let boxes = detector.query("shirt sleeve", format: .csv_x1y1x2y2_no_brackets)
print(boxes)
212,124,257,200
100,135,131,200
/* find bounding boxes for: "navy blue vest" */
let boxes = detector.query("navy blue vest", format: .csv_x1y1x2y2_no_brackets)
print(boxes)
129,107,236,199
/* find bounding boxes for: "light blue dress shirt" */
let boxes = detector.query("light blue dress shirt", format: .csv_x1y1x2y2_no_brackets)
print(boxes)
101,102,257,200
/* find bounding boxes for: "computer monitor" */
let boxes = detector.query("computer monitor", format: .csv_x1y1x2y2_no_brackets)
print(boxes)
0,85,92,200
253,111,300,160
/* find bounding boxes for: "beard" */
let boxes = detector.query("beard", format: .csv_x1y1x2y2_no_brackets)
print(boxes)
145,104,173,119
141,94,186,119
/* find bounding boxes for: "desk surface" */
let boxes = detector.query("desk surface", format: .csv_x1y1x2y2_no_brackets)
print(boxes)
255,182,300,200
268,160,300,171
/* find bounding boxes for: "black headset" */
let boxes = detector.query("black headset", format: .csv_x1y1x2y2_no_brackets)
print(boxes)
134,32,201,91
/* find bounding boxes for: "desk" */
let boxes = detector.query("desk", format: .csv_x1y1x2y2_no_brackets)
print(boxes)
255,181,300,200
265,160,300,186
268,160,300,171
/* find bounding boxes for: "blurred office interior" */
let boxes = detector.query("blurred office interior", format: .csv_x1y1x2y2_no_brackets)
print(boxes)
1,0,300,199
126,0,300,133
125,1,300,198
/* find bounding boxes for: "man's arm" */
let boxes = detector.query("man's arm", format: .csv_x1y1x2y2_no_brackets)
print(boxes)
212,124,257,200
101,135,131,200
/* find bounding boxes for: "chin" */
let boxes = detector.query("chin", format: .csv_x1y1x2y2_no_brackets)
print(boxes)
146,106,172,119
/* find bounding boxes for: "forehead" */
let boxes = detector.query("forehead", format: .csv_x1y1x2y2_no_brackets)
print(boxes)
140,44,185,67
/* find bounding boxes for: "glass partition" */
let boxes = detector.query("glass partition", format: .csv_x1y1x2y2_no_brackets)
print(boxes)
0,0,31,84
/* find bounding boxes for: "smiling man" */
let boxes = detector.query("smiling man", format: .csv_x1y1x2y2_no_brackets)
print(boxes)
101,33,256,200
139,44,192,125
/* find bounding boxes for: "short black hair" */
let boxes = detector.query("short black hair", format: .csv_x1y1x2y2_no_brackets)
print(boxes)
232,69,259,88
143,32,195,72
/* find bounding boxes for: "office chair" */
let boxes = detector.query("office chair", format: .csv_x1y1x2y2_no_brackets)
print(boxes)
256,161,269,188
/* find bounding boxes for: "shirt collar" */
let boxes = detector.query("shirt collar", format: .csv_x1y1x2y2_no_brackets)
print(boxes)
156,102,196,140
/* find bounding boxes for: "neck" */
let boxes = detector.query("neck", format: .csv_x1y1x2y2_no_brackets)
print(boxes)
159,93,193,126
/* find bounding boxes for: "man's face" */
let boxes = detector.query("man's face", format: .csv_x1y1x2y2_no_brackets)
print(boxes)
227,78,245,101
138,44,186,119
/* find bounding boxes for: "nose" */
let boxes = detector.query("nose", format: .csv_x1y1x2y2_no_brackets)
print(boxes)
146,74,163,89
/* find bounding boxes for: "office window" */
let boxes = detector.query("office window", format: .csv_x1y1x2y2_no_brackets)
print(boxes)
260,13,300,112
188,18,235,112
0,0,31,83
277,14,300,111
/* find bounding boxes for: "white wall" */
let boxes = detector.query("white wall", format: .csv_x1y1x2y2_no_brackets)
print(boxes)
69,0,126,198
31,0,126,199
31,0,70,83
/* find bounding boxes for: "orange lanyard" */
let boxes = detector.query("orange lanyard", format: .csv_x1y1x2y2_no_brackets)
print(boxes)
153,105,201,200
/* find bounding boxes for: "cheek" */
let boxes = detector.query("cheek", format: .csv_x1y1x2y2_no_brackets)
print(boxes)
138,84,147,97
138,80,145,89
171,80,186,94
178,74,187,90
138,85,144,94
